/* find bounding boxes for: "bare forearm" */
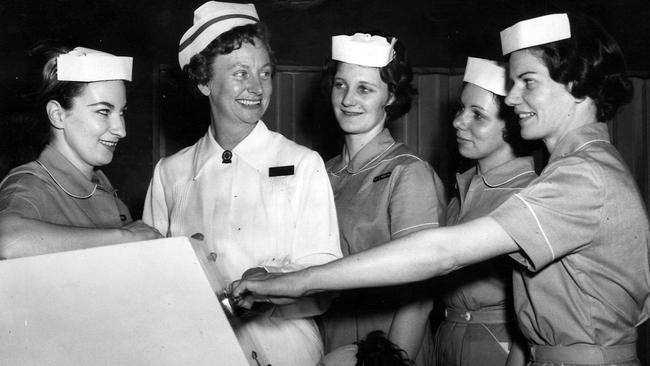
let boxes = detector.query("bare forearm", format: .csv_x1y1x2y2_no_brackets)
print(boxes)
388,297,434,359
233,217,517,300
0,214,153,259
305,218,513,293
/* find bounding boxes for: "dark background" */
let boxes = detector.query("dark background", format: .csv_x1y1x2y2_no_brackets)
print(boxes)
1,0,650,362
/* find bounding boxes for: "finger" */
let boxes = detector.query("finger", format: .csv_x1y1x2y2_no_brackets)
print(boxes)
236,295,255,310
232,280,251,297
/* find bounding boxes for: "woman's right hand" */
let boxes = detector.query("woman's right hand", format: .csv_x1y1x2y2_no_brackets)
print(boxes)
230,270,307,309
120,220,163,241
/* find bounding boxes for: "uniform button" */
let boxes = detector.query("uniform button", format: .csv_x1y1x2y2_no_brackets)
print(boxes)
208,252,218,262
464,312,472,321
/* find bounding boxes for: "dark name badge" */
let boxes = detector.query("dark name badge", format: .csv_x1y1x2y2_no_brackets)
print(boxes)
373,171,392,182
269,165,294,177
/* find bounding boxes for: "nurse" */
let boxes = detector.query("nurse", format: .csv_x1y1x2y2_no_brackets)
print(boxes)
433,57,535,366
234,13,650,365
321,33,446,362
142,2,341,366
0,45,162,259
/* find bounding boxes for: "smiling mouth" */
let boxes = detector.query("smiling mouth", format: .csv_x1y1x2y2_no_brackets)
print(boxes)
341,110,362,116
99,140,118,149
237,99,262,107
518,112,536,121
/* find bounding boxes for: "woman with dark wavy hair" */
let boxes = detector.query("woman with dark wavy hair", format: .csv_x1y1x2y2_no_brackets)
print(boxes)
234,13,650,366
319,32,446,364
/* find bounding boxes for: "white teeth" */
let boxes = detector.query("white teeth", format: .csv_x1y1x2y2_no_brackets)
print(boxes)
518,112,535,119
100,140,117,147
238,100,261,106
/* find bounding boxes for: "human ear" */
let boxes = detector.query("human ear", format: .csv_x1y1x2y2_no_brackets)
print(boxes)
385,92,396,107
566,81,586,103
197,84,211,96
46,100,65,129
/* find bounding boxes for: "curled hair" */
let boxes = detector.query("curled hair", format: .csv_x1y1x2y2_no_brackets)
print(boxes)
322,35,417,122
355,330,414,366
184,23,275,88
526,13,632,121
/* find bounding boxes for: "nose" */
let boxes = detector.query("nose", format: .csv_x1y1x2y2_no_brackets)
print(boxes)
452,111,468,130
340,89,356,107
246,75,263,95
505,85,522,107
110,114,127,138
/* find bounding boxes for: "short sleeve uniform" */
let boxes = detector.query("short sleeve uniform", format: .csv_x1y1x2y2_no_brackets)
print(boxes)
0,144,131,228
490,123,650,362
143,121,342,366
433,157,536,366
320,128,447,352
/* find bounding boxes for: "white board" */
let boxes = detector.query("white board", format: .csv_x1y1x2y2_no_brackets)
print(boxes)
0,237,248,366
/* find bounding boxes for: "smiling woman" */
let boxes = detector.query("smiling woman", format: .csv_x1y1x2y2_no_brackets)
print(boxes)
318,32,446,365
0,43,162,259
142,2,342,366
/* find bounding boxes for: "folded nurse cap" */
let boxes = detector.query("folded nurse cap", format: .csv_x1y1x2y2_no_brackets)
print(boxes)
178,1,259,68
500,13,571,55
57,47,133,82
331,33,396,68
463,57,507,96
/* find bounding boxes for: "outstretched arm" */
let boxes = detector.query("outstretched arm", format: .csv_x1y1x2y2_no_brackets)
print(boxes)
0,213,162,259
233,217,517,304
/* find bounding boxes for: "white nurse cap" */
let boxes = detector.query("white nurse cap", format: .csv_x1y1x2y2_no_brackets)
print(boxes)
178,1,259,68
500,13,571,55
462,57,507,96
331,33,396,68
57,47,133,82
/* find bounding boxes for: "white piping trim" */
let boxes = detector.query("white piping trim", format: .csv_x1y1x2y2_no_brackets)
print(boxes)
357,142,396,171
349,153,424,176
392,222,439,236
35,160,97,199
574,139,609,152
482,169,536,188
513,193,555,261
330,142,404,175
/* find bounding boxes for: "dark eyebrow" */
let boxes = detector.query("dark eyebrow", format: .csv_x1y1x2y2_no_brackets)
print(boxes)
358,80,380,88
516,71,536,79
470,104,487,112
87,102,115,109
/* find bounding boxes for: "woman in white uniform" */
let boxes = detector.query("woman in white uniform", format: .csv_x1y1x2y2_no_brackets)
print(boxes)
142,2,342,366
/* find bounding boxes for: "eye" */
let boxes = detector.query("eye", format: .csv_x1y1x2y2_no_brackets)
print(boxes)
358,86,373,94
234,70,248,79
333,81,346,90
96,109,110,116
259,70,271,80
523,78,536,89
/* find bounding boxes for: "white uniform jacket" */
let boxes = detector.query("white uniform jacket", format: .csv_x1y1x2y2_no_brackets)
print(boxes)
143,121,341,366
